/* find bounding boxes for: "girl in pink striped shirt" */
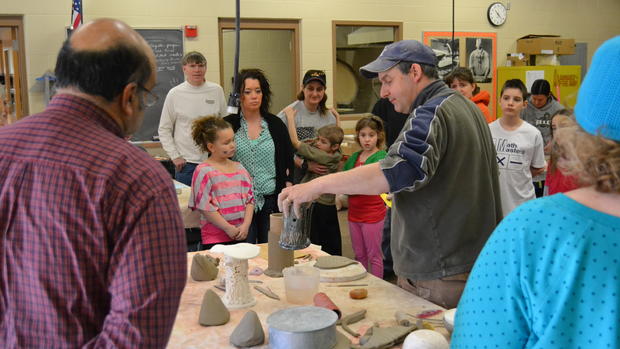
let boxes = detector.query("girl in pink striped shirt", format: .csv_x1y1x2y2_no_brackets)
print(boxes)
189,116,255,248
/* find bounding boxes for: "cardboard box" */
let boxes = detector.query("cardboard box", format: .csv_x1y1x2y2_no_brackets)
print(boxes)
517,35,575,55
506,53,528,66
534,54,560,66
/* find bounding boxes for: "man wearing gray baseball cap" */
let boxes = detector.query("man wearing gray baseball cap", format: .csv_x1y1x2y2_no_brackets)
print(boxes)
279,40,501,308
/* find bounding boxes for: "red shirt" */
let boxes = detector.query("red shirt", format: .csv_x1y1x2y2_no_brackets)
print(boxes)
0,95,187,348
545,162,579,195
348,157,387,223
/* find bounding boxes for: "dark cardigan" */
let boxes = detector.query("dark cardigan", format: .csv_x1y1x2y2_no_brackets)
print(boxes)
224,112,294,197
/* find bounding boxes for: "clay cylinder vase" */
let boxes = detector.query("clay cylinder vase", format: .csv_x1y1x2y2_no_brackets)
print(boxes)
264,213,293,278
279,204,313,250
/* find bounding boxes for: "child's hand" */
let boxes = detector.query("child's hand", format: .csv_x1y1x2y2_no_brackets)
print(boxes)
224,224,241,240
237,223,250,241
284,106,297,122
307,160,328,175
330,107,341,126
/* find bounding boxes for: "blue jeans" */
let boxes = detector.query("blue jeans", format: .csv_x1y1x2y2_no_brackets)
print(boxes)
175,162,198,186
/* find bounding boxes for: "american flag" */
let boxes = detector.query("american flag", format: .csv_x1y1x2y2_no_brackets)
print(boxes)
71,0,83,30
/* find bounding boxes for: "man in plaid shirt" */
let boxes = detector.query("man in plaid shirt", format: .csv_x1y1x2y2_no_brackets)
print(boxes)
0,19,186,348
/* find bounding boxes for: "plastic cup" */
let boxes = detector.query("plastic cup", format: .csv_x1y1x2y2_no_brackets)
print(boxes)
283,266,320,304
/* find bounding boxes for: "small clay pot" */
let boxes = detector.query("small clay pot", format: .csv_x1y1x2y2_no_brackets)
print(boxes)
349,288,368,299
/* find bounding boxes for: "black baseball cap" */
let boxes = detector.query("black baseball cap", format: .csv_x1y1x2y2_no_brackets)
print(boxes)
303,70,326,86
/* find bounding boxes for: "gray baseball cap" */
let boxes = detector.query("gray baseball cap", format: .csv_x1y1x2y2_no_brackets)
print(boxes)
360,40,438,79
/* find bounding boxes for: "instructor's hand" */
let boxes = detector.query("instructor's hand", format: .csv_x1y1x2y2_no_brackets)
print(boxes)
278,182,320,219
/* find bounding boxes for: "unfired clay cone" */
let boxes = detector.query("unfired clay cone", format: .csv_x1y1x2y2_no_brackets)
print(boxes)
199,289,230,326
229,310,265,347
190,253,219,281
264,213,293,278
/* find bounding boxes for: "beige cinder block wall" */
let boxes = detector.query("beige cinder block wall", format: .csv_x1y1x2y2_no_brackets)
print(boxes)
4,0,620,115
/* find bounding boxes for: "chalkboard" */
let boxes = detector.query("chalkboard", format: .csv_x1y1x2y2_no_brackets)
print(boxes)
133,28,184,141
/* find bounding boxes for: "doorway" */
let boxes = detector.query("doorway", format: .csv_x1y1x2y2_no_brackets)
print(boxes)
0,15,28,125
219,18,300,114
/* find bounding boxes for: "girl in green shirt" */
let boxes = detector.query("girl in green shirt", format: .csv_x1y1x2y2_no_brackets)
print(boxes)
342,116,387,277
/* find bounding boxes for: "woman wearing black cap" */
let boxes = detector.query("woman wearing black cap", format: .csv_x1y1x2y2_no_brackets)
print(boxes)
277,69,340,183
521,79,564,197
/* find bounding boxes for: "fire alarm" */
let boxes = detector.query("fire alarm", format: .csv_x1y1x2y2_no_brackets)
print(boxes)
185,25,198,38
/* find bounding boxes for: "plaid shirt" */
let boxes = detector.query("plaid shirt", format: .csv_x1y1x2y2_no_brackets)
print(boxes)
0,94,187,348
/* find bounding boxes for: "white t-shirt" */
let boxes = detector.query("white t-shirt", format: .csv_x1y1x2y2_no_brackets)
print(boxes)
489,120,546,216
158,81,227,163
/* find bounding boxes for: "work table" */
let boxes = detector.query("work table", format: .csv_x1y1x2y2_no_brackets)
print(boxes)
167,246,449,348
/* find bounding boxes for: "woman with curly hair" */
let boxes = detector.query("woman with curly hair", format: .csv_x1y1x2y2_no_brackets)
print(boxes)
452,36,620,348
224,69,294,244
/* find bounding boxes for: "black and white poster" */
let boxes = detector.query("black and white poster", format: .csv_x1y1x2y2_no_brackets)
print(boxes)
466,38,492,83
430,38,460,79
424,32,497,116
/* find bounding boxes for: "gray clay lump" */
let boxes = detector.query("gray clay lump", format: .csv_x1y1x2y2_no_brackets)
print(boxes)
199,289,230,326
191,253,219,281
230,310,265,347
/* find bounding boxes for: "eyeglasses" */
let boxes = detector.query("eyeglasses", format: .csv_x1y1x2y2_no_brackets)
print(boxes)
137,84,159,108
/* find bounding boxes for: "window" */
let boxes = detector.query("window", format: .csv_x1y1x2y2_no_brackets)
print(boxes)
332,21,402,114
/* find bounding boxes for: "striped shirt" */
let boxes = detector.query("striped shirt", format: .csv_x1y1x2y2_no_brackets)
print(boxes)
189,162,254,244
0,94,187,348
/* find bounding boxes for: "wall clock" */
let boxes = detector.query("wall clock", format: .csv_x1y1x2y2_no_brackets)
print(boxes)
487,2,508,27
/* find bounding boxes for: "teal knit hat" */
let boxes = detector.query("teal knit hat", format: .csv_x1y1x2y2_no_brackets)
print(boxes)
575,36,620,141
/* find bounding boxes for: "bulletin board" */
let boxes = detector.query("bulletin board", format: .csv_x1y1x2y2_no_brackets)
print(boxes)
423,32,497,117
